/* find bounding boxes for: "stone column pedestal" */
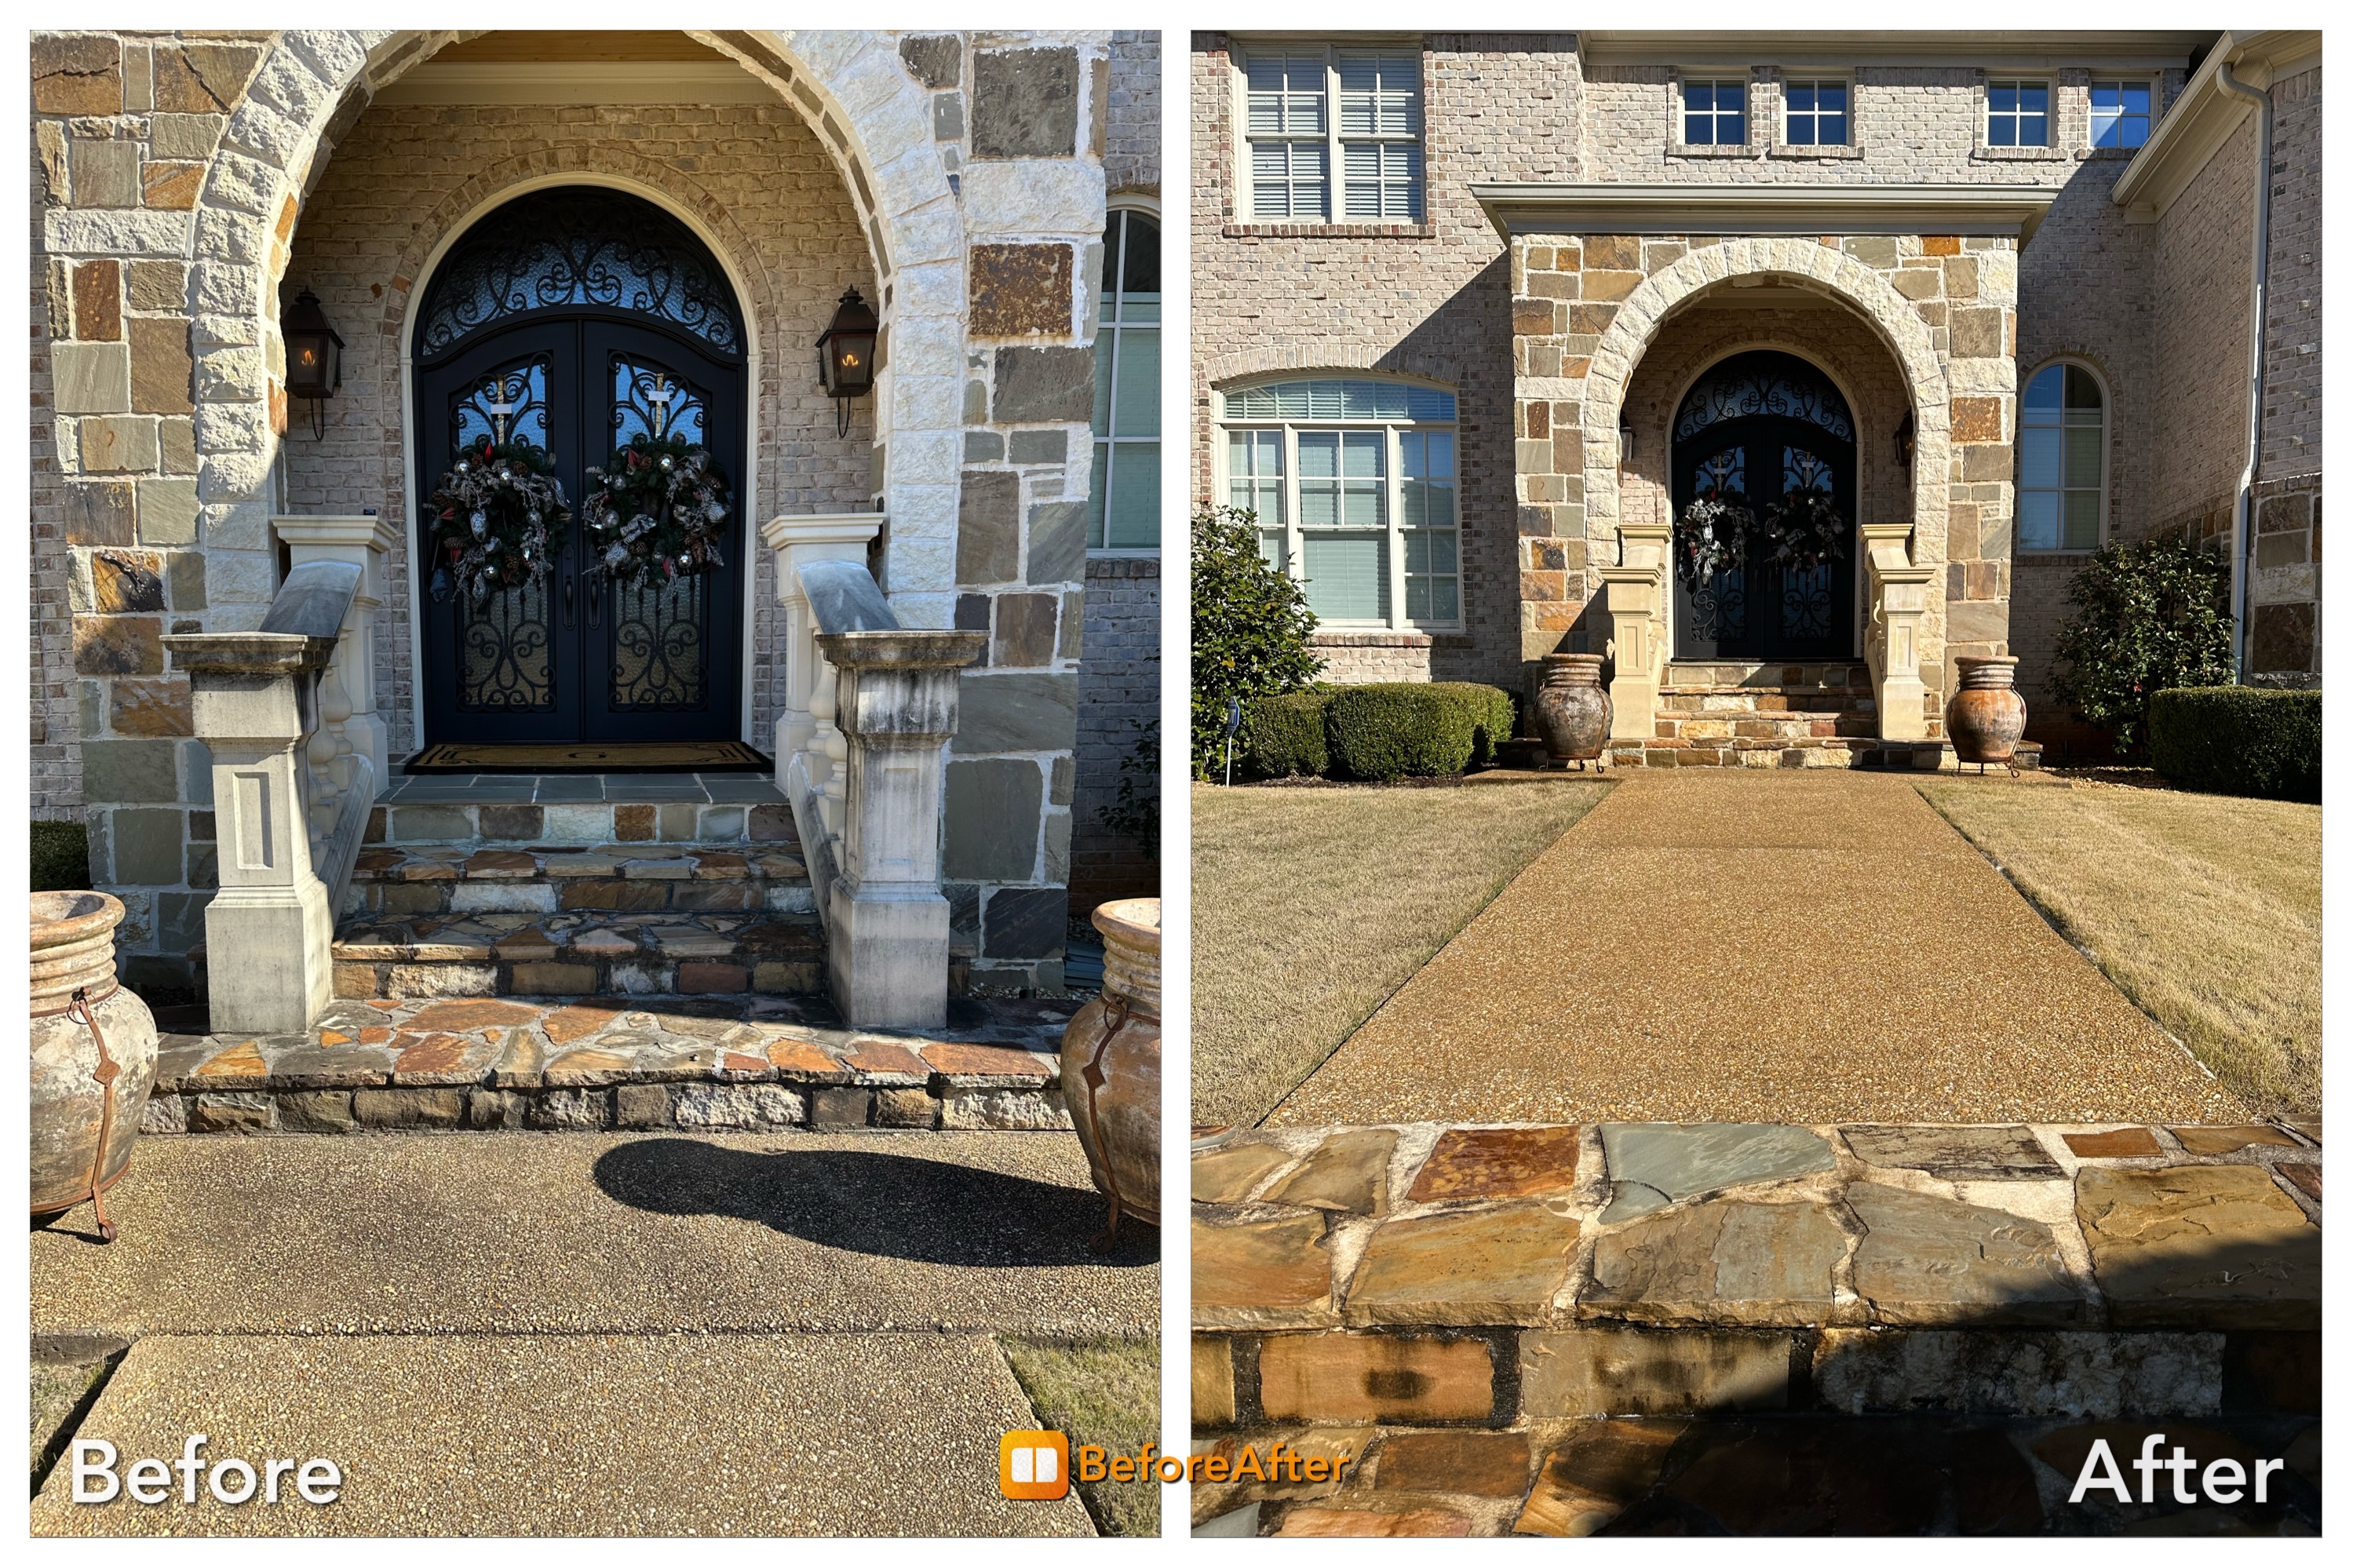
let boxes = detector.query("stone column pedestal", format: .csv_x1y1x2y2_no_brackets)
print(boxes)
1862,523,1935,742
162,631,340,1035
761,512,887,800
814,625,987,1030
1601,522,1672,742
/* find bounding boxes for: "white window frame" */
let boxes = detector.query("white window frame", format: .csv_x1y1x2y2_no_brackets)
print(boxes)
2016,358,2109,553
1781,75,1851,147
2089,76,2154,150
1216,379,1462,632
1678,75,1749,147
1986,77,2054,148
1237,44,1425,224
1089,201,1160,555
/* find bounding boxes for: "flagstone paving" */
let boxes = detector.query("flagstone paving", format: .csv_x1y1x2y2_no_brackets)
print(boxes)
1267,770,2249,1127
1192,1119,2319,1535
140,993,1075,1136
34,1130,1156,1535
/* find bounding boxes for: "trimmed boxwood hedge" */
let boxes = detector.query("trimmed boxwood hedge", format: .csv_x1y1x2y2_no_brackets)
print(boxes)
1324,681,1519,782
2147,687,2320,801
1239,689,1333,779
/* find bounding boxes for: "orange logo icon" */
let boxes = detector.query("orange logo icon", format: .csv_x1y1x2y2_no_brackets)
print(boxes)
999,1431,1071,1501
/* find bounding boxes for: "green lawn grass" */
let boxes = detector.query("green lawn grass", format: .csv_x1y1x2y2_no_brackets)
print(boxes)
998,1336,1161,1537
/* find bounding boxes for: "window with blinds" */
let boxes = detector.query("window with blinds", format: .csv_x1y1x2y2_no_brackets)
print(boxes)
2017,363,2105,551
1242,46,1424,222
1218,378,1461,629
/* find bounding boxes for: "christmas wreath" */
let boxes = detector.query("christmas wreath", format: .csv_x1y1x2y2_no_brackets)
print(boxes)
1759,490,1848,572
1674,492,1754,589
425,437,569,603
581,433,732,588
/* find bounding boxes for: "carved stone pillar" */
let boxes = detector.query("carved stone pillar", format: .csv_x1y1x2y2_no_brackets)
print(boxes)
761,512,886,790
272,514,396,784
1600,521,1671,742
814,625,987,1030
162,631,340,1035
1862,523,1935,742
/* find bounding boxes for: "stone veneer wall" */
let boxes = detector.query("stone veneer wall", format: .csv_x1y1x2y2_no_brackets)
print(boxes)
1191,33,1585,691
1510,232,2021,726
33,28,1112,992
2249,63,2322,681
277,99,875,758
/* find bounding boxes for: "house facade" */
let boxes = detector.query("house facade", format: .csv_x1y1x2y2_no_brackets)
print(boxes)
32,28,1160,1009
1193,30,2321,764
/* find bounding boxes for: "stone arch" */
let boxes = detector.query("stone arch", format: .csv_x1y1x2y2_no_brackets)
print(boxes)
1578,238,1951,572
183,27,965,624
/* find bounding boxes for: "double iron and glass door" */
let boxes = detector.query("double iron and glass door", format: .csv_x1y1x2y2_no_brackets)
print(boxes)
1669,352,1859,662
411,188,749,746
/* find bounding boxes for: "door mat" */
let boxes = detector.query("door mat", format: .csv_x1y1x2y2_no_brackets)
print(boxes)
403,741,772,775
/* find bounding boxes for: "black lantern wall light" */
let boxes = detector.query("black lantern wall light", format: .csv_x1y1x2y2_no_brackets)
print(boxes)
283,286,343,439
815,286,878,437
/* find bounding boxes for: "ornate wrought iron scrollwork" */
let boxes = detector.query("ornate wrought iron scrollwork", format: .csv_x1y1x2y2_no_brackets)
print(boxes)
1688,568,1747,644
608,573,709,709
612,358,708,445
454,357,551,453
417,188,745,359
1675,354,1855,443
456,574,556,712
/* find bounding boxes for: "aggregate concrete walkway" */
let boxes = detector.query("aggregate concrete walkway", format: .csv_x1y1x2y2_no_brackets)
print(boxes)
33,1131,1156,1535
1269,771,2248,1128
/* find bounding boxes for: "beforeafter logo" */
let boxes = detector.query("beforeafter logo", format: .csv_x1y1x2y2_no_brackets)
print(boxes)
998,1431,1070,1501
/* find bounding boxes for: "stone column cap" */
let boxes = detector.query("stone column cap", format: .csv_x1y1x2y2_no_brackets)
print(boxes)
815,629,987,671
164,631,337,676
272,513,398,554
761,510,887,552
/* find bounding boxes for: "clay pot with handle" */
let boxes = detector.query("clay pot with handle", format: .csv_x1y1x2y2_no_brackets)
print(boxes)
31,892,159,1242
1532,652,1612,768
1946,655,2029,768
1060,897,1160,1249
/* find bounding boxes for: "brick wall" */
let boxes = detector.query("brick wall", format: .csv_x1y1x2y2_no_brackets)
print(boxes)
2148,114,2256,546
279,100,875,758
1069,555,1159,910
1191,33,1583,692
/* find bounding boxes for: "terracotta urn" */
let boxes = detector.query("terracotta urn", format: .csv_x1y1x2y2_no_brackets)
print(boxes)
31,892,159,1242
1946,655,2029,766
1060,897,1161,1248
1531,653,1612,767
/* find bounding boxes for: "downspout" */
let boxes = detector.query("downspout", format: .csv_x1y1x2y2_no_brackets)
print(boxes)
2213,52,2273,680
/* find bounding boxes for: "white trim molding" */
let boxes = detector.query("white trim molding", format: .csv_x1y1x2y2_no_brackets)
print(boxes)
1472,182,2059,245
2110,30,2322,221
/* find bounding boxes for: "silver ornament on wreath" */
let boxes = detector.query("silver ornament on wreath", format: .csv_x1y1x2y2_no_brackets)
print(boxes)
425,436,569,603
582,430,732,590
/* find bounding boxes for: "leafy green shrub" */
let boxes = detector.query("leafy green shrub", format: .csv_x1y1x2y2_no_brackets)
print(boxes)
1191,505,1322,779
1427,682,1518,767
1326,684,1476,781
31,821,90,892
2050,536,2234,754
1239,690,1333,779
2147,687,2320,801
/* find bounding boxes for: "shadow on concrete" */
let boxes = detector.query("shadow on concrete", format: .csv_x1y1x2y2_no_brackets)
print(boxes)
592,1137,1158,1268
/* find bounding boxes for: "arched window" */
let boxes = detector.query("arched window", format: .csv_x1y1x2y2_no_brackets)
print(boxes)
1089,207,1160,551
1217,377,1460,627
2018,363,2105,551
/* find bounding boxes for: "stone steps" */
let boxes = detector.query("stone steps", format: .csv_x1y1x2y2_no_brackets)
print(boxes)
370,793,797,849
330,908,826,1000
139,993,1080,1136
345,842,813,918
1610,735,1952,770
1653,712,1881,742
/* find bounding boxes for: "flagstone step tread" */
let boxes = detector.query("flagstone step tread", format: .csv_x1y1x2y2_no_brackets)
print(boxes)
33,1332,1096,1537
1192,1120,2319,1335
323,909,826,998
1188,1413,2319,1537
353,844,808,882
150,991,1071,1097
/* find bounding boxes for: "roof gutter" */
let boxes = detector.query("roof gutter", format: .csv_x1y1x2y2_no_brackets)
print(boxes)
2213,49,2273,680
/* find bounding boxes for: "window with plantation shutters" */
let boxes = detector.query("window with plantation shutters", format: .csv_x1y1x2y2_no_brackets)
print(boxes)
1240,46,1424,224
2017,363,2106,551
1217,377,1461,629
